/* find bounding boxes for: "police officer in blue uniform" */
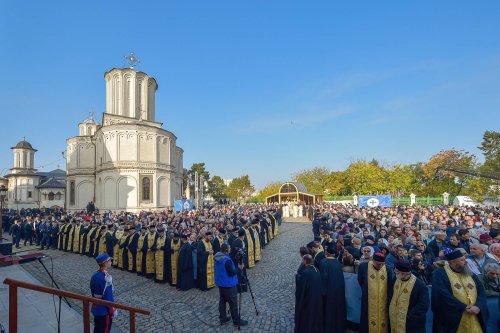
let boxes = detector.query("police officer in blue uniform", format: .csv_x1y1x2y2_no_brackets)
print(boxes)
90,253,116,333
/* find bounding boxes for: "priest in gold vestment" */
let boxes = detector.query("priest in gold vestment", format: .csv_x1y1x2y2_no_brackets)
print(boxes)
431,249,488,333
388,260,429,333
357,252,393,333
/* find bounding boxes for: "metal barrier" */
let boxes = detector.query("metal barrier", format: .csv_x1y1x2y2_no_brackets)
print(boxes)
3,278,150,333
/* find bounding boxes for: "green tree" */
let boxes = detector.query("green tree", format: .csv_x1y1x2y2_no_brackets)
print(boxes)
293,167,341,195
344,161,386,194
207,175,227,202
189,163,210,180
384,164,413,197
226,175,255,202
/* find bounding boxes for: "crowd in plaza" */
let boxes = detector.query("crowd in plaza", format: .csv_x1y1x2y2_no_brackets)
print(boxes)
295,203,500,333
2,205,279,294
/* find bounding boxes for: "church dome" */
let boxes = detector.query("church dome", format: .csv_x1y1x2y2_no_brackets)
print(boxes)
12,140,34,150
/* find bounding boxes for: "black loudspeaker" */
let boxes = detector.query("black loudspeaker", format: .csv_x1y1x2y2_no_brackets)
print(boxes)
0,241,13,255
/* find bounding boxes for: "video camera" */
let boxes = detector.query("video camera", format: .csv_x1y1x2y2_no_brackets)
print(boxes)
233,248,248,293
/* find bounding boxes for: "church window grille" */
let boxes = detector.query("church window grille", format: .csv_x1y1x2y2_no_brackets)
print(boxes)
48,192,54,201
142,177,151,201
70,181,75,205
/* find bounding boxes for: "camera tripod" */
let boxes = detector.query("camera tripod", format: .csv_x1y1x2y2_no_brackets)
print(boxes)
237,268,259,331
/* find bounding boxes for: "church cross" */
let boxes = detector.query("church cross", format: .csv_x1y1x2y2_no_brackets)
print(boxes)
124,52,140,70
368,199,378,206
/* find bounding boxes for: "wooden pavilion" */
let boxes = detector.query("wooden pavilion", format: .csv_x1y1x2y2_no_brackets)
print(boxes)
265,182,323,205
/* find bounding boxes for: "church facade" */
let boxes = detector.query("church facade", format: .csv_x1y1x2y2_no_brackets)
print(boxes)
66,67,184,212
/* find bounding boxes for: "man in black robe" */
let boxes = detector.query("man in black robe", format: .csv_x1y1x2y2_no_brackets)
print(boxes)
320,244,346,333
432,249,489,332
79,220,90,255
64,220,73,251
177,234,195,291
197,232,214,291
227,227,238,248
307,241,325,271
127,228,139,273
213,229,226,254
295,254,323,333
105,224,117,257
389,260,429,333
87,221,99,257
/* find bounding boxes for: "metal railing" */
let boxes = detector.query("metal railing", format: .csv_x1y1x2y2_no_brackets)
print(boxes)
3,278,150,333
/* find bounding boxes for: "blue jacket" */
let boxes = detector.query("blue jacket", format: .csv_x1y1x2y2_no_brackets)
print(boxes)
214,252,238,288
90,270,115,316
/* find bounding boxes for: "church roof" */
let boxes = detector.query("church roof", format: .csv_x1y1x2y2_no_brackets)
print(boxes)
81,115,99,125
37,169,66,179
37,178,66,189
11,140,36,150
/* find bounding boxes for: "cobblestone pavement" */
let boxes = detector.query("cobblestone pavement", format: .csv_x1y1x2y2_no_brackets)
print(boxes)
21,222,312,333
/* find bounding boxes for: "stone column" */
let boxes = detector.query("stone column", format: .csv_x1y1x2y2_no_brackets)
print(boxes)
410,193,416,206
443,192,450,205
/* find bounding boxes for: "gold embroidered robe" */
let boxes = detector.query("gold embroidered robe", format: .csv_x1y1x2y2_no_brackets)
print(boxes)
367,263,389,333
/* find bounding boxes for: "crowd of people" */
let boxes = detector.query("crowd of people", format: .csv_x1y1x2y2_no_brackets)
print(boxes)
295,203,500,333
2,205,280,293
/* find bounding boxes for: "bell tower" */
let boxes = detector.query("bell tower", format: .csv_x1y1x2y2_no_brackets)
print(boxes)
10,139,37,174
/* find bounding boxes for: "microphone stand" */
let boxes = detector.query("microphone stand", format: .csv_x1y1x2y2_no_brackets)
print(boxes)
37,257,72,308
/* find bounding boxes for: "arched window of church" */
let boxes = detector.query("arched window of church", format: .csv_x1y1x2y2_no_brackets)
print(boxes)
70,181,75,205
142,177,150,201
48,192,54,201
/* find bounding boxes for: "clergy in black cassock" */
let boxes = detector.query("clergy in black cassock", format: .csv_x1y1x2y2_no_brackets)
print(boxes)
213,229,225,254
307,241,325,271
431,249,488,333
295,254,323,333
389,260,429,333
197,232,215,291
105,224,117,258
320,244,346,333
127,228,140,272
177,235,195,291
357,252,393,333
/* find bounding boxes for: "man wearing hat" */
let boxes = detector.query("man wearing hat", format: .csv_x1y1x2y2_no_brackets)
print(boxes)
357,252,393,333
168,233,181,286
389,260,429,333
213,229,226,254
431,249,488,332
177,234,195,291
197,231,215,291
320,243,347,333
154,228,169,283
90,253,116,333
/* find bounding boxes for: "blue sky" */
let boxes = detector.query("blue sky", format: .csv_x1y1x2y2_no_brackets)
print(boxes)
1,1,499,189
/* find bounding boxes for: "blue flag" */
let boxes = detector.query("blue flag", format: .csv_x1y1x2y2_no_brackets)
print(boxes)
174,200,193,212
359,195,392,207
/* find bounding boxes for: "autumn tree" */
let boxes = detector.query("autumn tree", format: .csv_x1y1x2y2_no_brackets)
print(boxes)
344,161,386,194
293,167,344,195
255,182,282,202
421,149,477,196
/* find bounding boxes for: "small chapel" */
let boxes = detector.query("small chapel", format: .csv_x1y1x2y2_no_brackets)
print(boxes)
66,58,184,212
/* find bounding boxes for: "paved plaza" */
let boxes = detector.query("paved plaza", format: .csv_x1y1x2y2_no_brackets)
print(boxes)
18,221,311,333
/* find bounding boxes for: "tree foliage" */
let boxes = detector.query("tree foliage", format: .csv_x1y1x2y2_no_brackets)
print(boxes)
226,175,255,202
207,175,227,202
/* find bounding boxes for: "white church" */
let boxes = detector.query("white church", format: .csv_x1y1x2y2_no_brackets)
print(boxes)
66,64,184,212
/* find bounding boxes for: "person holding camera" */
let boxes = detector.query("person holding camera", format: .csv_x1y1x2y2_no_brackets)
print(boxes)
214,243,248,327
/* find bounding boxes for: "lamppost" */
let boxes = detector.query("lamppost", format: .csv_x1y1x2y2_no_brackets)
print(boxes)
0,184,6,241
0,184,12,255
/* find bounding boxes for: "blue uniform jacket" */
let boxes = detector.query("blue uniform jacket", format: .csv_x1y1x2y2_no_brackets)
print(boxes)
90,270,115,317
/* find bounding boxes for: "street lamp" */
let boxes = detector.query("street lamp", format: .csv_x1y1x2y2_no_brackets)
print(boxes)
0,184,7,242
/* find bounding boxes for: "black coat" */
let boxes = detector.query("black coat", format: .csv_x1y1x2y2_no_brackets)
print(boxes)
177,242,195,291
313,251,326,271
294,266,323,333
319,257,346,333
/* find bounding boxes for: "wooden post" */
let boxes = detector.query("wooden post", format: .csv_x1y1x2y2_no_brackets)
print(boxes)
9,285,18,333
130,312,136,333
83,300,90,333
